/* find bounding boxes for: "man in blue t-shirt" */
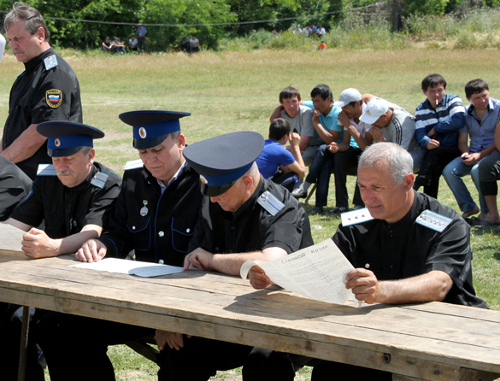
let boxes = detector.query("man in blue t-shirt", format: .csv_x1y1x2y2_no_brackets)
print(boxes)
256,118,305,191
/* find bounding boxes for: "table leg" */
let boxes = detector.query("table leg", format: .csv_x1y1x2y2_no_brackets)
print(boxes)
17,305,29,381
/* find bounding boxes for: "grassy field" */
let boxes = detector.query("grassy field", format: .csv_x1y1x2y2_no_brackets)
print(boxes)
0,47,499,380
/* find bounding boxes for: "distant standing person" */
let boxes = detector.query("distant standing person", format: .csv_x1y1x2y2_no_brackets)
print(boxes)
1,2,83,180
137,22,147,52
128,34,138,51
189,34,200,53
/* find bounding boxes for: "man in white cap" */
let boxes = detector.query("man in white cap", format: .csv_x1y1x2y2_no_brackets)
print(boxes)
360,96,423,171
329,88,372,214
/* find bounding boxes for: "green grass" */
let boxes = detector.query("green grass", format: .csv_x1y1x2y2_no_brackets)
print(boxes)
1,47,497,380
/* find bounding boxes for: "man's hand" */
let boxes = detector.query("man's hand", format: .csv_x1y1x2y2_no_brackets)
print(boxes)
327,142,339,154
345,268,379,304
289,132,301,147
248,264,274,289
155,330,191,351
461,152,480,166
75,239,107,262
426,139,440,150
183,247,214,271
337,111,350,128
312,108,321,124
368,126,384,142
22,228,57,258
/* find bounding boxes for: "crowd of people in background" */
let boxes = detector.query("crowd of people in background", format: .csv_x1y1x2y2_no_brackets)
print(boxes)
260,76,500,229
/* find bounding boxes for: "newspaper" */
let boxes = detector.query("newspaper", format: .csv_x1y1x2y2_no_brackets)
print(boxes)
240,239,356,305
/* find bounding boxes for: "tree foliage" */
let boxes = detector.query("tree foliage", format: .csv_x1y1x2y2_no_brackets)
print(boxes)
0,0,499,50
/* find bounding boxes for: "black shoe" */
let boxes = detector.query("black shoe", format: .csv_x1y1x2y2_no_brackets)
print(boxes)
310,206,324,215
329,206,348,215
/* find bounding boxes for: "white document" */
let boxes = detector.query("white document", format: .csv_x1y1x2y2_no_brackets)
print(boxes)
240,239,356,305
71,258,183,278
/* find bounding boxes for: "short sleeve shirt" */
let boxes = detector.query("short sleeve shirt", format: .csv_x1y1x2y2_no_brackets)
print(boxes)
256,140,296,179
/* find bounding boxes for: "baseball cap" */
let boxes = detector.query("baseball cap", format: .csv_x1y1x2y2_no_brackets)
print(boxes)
360,98,390,125
335,88,362,108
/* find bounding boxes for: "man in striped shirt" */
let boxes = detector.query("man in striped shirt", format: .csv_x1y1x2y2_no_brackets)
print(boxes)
413,74,466,198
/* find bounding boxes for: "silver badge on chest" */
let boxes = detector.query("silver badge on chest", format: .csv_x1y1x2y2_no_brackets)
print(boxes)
140,200,149,216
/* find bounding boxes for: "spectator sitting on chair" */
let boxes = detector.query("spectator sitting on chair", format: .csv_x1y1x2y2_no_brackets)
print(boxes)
329,88,373,214
442,79,500,225
269,86,317,165
360,96,423,172
414,73,465,198
255,118,305,192
292,84,342,215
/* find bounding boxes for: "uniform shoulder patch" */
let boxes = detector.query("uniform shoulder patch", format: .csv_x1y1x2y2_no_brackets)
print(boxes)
91,172,109,189
124,159,144,170
416,209,452,233
341,207,374,227
257,190,284,216
46,89,63,108
37,164,56,176
43,55,58,70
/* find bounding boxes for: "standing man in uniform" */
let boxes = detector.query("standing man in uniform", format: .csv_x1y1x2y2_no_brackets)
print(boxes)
2,2,82,180
156,131,313,381
1,121,121,381
37,110,204,381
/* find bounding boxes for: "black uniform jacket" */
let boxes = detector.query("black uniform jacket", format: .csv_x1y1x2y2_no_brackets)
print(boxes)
98,164,203,266
3,48,82,179
0,156,32,221
189,176,313,255
333,191,488,308
11,162,121,239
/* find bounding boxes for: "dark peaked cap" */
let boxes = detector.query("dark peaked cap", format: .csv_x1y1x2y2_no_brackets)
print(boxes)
184,131,264,197
37,121,104,157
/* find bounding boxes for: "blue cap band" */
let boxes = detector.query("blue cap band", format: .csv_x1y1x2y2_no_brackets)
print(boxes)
47,134,93,150
201,162,253,187
133,120,180,140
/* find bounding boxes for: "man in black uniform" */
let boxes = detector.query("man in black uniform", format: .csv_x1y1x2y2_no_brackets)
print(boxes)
0,156,31,221
38,110,204,381
153,131,313,380
1,2,82,180
1,121,121,381
251,142,487,380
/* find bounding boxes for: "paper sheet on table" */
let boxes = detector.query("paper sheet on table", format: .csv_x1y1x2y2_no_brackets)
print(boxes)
71,258,183,277
240,239,356,305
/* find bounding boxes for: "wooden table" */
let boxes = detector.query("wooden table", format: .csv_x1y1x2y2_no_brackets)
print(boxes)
0,227,499,381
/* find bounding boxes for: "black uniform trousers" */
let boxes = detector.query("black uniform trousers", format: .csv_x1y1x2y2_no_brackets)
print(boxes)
414,146,460,198
0,303,45,381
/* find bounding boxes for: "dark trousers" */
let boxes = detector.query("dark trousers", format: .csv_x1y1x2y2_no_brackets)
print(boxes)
305,144,334,207
0,303,45,381
160,336,252,380
479,149,500,196
38,312,259,381
414,146,460,198
311,360,392,380
333,147,363,209
37,312,153,381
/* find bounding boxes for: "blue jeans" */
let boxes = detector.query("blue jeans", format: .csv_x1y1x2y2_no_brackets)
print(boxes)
442,156,487,213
